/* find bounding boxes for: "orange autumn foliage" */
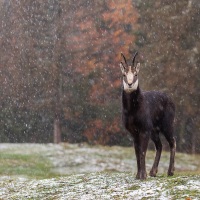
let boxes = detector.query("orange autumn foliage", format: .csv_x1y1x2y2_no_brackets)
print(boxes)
80,0,138,143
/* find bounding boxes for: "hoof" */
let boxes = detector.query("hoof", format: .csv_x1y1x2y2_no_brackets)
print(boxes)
149,171,156,177
168,171,174,176
149,169,157,177
135,172,147,180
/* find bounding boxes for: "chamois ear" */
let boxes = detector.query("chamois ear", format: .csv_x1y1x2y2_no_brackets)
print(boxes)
135,62,140,74
120,62,126,75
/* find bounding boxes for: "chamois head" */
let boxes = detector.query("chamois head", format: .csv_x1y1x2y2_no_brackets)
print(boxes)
120,52,140,93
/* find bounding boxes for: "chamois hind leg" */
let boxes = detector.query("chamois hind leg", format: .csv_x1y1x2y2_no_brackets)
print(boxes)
150,131,162,177
165,134,176,176
162,111,176,176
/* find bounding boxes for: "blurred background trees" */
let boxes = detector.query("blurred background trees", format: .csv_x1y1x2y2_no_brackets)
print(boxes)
136,0,200,153
0,0,199,153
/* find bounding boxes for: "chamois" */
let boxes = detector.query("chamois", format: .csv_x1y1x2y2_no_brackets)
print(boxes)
120,52,176,180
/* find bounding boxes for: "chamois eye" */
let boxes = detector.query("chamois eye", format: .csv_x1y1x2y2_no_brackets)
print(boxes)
135,74,137,77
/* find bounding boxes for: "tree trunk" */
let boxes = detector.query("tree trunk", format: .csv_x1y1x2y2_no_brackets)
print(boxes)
53,117,61,143
52,1,63,143
53,62,62,144
191,132,196,154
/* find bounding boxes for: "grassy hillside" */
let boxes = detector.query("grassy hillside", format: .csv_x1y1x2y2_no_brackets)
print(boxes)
0,143,200,199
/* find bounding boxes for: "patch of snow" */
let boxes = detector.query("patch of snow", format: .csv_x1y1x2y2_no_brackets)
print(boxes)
1,174,200,199
187,179,200,190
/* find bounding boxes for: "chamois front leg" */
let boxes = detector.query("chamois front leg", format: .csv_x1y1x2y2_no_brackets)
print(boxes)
139,132,150,180
133,136,141,179
134,132,150,180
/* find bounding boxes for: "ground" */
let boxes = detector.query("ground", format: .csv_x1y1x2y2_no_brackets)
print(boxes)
0,143,200,199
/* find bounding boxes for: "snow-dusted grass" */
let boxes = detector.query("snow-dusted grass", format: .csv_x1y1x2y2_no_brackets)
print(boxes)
0,143,200,199
0,173,199,199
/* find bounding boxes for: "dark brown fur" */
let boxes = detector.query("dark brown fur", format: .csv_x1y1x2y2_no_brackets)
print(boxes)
122,86,176,179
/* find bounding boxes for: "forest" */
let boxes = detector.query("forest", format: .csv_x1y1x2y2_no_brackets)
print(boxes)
0,0,200,153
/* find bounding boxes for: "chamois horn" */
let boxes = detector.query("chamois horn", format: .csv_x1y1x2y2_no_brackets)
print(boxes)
132,51,138,67
121,53,128,68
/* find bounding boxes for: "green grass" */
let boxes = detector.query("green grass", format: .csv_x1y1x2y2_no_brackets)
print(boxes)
0,153,58,179
127,185,140,190
0,143,200,180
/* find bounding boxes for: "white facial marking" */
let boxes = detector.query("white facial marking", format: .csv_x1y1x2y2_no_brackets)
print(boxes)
127,72,134,84
132,79,138,90
126,66,134,84
123,79,138,93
